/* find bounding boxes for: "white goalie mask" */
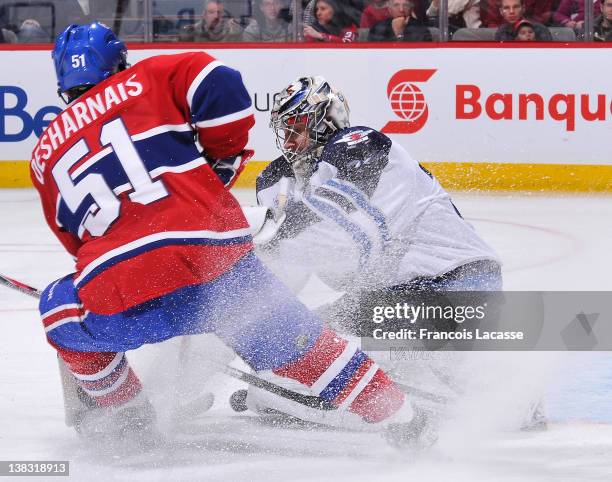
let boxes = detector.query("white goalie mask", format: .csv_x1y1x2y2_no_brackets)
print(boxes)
270,76,350,177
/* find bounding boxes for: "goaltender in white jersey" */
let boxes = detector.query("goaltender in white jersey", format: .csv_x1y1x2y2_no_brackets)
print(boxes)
255,76,502,324
245,77,553,433
239,76,533,432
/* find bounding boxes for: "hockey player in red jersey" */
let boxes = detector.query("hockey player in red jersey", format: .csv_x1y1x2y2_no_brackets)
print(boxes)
31,22,422,443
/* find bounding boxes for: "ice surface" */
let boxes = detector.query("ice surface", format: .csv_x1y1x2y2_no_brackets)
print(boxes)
0,188,611,481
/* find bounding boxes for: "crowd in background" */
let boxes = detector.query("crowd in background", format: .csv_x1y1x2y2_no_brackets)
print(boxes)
1,0,611,43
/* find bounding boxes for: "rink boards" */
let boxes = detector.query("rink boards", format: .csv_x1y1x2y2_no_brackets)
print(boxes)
0,44,611,191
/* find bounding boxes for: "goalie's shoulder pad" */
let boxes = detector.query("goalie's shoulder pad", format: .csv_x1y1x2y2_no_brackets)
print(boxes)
319,127,392,196
321,127,392,169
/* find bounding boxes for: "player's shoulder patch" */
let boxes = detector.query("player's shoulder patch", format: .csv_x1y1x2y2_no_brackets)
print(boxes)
332,127,376,147
321,126,392,171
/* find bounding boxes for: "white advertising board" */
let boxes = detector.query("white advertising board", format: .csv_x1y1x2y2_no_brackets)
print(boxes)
0,46,610,165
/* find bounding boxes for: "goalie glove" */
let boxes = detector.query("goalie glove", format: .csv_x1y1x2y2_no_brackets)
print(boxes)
209,149,254,189
242,205,286,246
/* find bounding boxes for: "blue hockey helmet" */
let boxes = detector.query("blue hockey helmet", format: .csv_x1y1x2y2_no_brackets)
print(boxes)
52,22,127,98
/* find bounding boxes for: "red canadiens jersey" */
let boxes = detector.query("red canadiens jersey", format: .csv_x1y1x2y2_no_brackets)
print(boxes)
30,52,255,314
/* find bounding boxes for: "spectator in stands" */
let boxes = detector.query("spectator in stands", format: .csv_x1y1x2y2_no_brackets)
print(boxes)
17,18,48,43
243,0,291,41
594,0,612,40
0,1,86,38
303,0,427,30
553,0,601,31
368,0,432,41
179,0,243,42
494,0,552,40
303,0,358,42
481,0,554,27
361,0,391,28
512,18,536,40
427,0,481,32
301,0,365,31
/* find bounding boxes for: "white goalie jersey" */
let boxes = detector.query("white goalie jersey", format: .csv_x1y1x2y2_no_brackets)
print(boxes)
255,126,499,294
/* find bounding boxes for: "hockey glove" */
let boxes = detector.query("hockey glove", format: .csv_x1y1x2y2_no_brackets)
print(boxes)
241,205,286,246
209,149,254,189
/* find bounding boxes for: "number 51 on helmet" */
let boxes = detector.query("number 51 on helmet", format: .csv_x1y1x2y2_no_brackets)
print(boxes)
52,22,128,104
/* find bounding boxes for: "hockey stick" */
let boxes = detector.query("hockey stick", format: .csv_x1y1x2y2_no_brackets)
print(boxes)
0,274,450,411
0,273,41,298
217,363,335,410
219,363,452,407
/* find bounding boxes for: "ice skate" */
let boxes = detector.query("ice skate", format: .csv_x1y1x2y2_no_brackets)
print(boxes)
383,405,438,449
521,400,548,432
75,392,157,442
